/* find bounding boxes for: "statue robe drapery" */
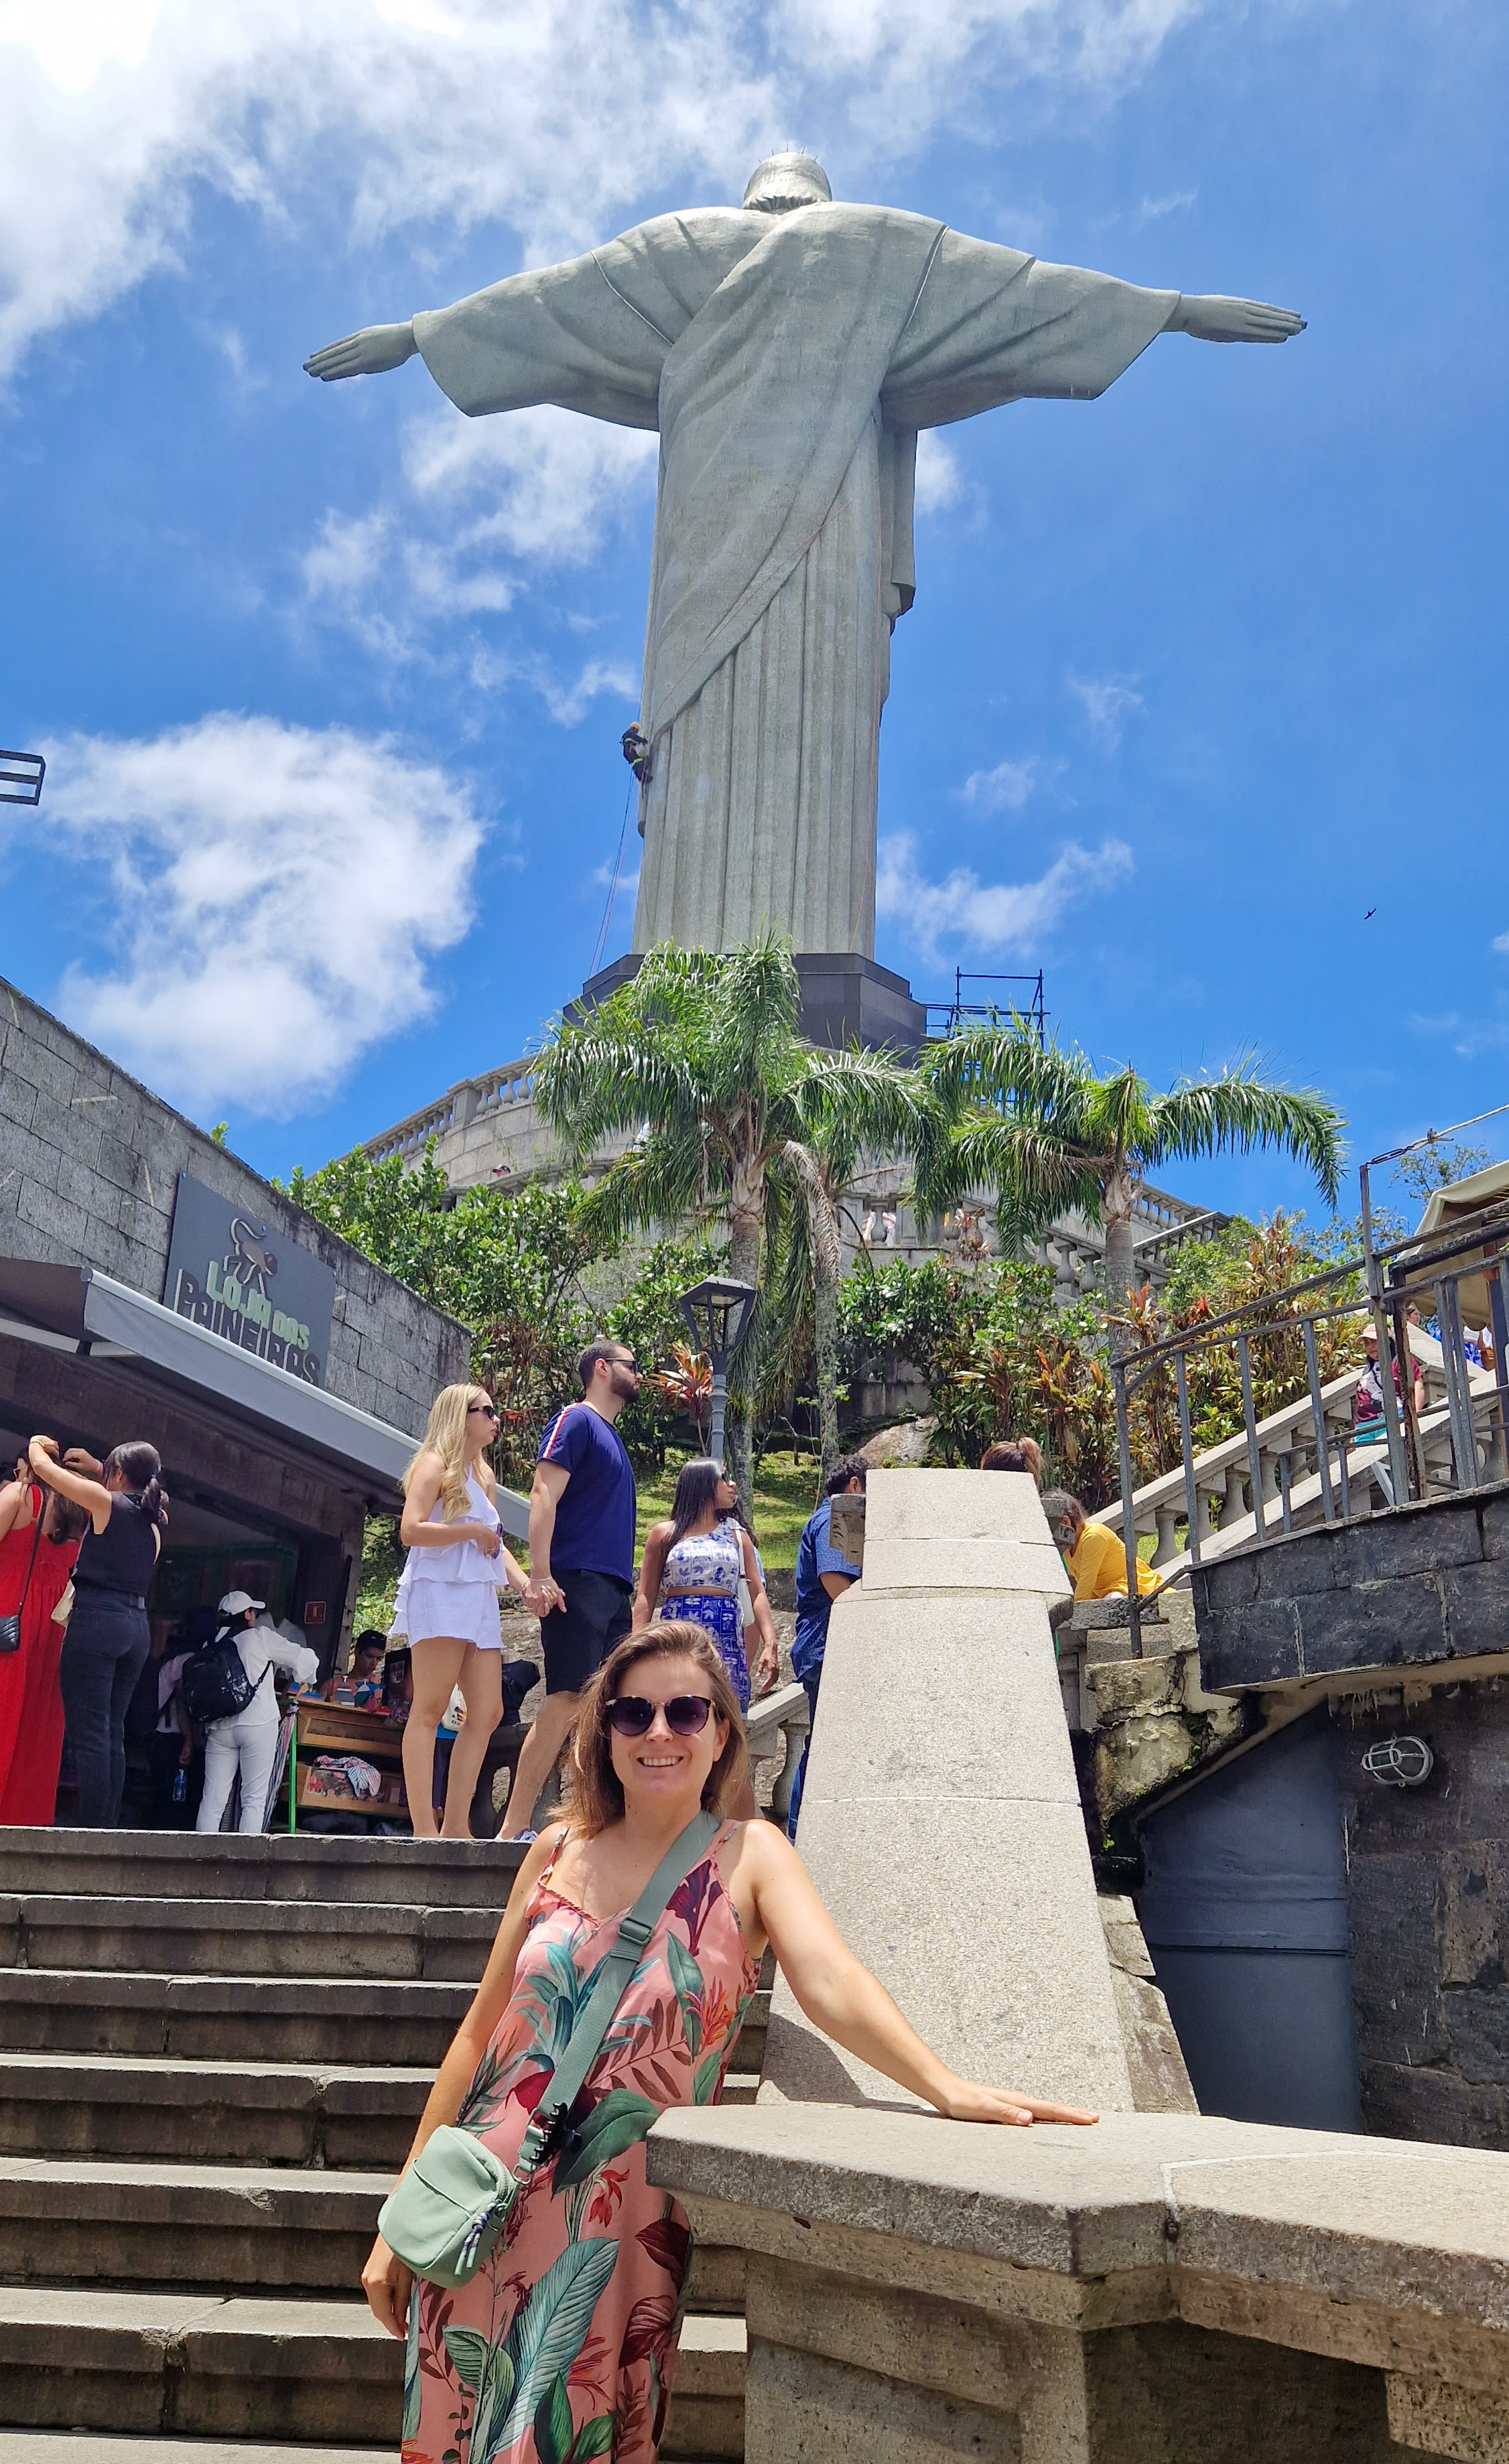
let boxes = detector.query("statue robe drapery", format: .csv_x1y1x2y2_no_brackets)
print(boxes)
413,206,1177,957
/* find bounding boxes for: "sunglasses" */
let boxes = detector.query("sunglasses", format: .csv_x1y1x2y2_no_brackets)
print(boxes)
468,1401,499,1421
606,1694,714,1738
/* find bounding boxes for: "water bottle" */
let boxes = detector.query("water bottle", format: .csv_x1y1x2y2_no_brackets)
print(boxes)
172,1767,187,1805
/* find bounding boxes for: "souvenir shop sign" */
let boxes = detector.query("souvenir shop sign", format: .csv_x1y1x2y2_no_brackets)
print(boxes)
163,1172,336,1387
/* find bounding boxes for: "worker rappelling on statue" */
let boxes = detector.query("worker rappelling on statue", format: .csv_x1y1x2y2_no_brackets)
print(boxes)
306,151,1303,963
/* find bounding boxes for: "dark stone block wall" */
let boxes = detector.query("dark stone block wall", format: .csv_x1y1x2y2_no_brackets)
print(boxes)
0,977,467,1437
1193,1484,1509,1693
1337,1682,1509,2149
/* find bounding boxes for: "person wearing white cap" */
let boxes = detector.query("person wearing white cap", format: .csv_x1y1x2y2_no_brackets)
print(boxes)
196,1591,320,1834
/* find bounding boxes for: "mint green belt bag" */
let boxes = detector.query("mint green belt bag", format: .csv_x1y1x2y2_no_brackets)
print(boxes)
379,1809,720,2288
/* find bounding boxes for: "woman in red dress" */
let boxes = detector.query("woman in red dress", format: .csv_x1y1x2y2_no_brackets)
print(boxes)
0,1468,87,1824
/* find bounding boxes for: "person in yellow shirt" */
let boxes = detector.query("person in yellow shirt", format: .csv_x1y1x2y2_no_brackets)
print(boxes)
1041,1489,1159,1601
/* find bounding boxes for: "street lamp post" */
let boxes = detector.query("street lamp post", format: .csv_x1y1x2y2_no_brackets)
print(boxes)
677,1276,757,1470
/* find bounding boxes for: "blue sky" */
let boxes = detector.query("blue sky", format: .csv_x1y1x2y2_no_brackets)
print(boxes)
1,0,1504,1233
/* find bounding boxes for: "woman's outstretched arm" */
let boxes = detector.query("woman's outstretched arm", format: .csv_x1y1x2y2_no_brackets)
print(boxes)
743,1823,1097,2128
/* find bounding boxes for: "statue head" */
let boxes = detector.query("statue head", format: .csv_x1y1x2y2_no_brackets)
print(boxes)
742,153,832,215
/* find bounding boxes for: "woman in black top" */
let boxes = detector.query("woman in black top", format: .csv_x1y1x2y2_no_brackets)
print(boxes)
27,1436,166,1828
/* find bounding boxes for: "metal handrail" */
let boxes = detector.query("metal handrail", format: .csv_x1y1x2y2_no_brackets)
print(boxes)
1108,1184,1509,1657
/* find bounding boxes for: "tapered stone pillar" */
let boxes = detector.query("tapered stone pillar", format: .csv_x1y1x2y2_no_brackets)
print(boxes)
762,1466,1135,2114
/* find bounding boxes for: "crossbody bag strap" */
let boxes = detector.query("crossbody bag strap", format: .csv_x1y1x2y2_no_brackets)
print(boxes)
517,1807,722,2171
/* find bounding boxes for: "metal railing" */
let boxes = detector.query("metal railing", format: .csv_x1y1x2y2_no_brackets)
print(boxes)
1108,1176,1509,1657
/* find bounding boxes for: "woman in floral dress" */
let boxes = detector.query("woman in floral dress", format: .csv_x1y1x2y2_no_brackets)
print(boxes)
365,1619,1096,2463
634,1458,780,1713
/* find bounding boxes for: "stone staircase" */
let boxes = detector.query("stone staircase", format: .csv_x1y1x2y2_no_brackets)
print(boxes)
0,1829,761,2462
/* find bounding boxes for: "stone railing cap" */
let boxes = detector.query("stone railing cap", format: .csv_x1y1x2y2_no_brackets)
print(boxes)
648,2106,1509,2327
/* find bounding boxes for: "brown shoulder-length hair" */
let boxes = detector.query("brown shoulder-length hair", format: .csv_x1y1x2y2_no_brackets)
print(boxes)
565,1621,748,1836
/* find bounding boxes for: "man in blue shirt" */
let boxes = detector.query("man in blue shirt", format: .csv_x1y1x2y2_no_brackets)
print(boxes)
499,1337,641,1838
787,1456,866,1839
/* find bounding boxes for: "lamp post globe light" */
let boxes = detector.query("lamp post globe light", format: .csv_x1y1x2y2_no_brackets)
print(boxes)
677,1276,757,1470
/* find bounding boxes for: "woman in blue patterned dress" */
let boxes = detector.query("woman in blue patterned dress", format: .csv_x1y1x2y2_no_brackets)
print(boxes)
633,1461,778,1719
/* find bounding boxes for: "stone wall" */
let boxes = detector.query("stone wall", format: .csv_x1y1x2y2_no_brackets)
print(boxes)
1337,1678,1509,2150
0,978,468,1437
1191,1479,1509,1694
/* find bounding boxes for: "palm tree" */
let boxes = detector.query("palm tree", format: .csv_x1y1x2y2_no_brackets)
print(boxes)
918,1027,1344,1355
533,934,936,1491
774,1079,943,1468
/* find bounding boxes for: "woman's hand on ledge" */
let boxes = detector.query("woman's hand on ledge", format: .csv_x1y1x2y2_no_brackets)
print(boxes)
931,2075,1098,2128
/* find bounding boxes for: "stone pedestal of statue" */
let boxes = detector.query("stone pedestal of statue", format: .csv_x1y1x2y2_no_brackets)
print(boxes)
574,950,928,1056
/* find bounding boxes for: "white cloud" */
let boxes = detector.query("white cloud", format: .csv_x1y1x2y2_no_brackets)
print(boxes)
1069,672,1144,748
1492,931,1509,954
469,646,639,728
1135,186,1197,224
914,430,962,515
1,0,1238,380
302,406,657,655
403,405,658,566
876,829,1132,963
1406,1009,1509,1061
960,756,1039,812
44,713,483,1115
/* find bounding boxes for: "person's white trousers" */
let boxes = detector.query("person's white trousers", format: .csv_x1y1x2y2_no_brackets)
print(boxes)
198,1705,280,1834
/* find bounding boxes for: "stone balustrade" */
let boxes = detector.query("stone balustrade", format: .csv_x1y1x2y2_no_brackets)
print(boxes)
650,2100,1509,2463
744,1680,810,1832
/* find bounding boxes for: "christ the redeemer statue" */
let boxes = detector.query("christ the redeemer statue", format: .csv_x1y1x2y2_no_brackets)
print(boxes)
308,153,1302,962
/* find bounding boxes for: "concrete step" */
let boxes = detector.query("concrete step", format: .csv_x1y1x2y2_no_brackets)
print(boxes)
0,2158,387,2291
0,2288,399,2443
0,2052,430,2169
0,2439,392,2461
0,1965,765,2074
0,2288,742,2450
664,2315,746,2460
0,1969,471,2065
0,1828,525,1909
0,1893,496,1983
0,2048,761,2165
0,2150,755,2302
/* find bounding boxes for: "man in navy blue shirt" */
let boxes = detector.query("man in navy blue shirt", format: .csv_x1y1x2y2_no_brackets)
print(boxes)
499,1337,641,1837
787,1455,866,1839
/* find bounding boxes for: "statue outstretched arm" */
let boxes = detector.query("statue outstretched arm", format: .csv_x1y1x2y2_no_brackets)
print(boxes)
304,323,417,381
1164,295,1305,344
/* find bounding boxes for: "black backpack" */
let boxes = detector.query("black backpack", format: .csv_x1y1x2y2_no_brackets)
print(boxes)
182,1631,269,1726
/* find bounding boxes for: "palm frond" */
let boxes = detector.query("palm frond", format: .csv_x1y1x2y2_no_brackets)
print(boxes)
532,1033,704,1160
917,1115,1108,1229
921,1024,1095,1130
576,1132,715,1248
1146,1065,1346,1206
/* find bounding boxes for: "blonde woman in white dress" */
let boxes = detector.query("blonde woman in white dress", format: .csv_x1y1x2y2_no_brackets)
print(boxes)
397,1385,528,1840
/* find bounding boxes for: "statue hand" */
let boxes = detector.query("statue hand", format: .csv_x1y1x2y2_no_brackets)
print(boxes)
1169,295,1305,345
304,322,417,381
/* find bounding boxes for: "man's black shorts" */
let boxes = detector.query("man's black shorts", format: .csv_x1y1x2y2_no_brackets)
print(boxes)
541,1568,633,1695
